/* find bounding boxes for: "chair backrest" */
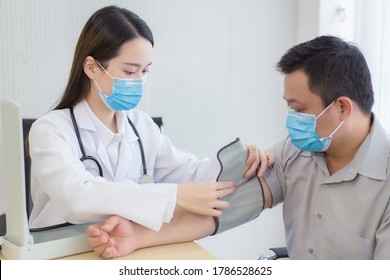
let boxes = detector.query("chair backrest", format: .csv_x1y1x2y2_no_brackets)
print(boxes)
151,117,163,132
22,119,35,217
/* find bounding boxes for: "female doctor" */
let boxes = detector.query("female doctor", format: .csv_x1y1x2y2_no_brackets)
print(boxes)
28,6,267,232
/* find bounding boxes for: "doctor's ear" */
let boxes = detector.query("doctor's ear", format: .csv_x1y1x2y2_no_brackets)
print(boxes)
83,56,99,79
336,96,353,120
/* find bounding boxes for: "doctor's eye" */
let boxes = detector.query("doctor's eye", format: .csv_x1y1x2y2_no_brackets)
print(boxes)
124,70,136,75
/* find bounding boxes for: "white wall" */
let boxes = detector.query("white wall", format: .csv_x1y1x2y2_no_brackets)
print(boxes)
298,0,355,42
0,0,299,259
354,0,390,131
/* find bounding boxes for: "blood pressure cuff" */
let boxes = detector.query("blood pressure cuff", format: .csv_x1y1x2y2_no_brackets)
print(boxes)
212,138,264,235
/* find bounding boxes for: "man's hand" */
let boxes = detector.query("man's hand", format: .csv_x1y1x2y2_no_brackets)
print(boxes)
86,215,139,259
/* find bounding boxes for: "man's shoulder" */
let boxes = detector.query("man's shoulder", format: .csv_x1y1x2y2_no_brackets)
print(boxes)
271,136,306,157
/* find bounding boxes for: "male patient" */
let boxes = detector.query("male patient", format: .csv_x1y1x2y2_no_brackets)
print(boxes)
87,35,390,259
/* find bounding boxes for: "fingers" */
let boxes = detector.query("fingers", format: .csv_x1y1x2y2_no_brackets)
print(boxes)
215,180,235,191
209,182,234,215
208,208,223,217
88,230,116,259
257,149,269,177
245,159,259,178
203,203,226,217
101,247,115,259
88,233,108,247
245,144,258,168
245,144,266,178
94,242,115,259
177,181,236,216
86,224,101,237
99,215,122,233
86,218,119,258
244,144,275,178
216,182,235,197
212,199,230,211
265,152,275,166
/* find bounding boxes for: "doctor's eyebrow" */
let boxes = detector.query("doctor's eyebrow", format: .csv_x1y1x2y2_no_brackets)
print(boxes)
123,62,152,67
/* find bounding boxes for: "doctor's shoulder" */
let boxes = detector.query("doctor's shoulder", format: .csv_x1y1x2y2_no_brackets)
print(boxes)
127,109,162,134
30,109,78,143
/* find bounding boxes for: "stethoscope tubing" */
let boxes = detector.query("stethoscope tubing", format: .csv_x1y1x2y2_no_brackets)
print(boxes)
70,107,104,176
69,107,148,178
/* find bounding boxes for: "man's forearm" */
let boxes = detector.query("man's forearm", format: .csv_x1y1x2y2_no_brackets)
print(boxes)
135,207,215,249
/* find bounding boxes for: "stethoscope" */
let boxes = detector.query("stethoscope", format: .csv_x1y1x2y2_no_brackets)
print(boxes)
69,107,155,184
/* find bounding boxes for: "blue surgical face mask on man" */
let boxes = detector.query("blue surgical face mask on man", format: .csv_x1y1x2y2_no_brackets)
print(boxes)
285,101,344,152
93,60,145,111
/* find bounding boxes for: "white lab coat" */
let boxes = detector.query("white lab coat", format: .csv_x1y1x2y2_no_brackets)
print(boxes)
28,100,219,231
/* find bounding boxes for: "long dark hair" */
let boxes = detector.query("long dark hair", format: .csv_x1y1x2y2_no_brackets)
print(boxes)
54,6,154,110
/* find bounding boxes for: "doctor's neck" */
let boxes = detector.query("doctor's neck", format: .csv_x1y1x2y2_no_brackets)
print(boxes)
85,94,118,133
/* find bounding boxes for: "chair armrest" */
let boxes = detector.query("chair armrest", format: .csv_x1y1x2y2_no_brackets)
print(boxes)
0,213,6,236
259,247,288,260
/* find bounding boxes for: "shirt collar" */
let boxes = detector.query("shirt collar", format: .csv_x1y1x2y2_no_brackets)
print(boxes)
352,114,390,180
75,99,126,147
320,114,390,183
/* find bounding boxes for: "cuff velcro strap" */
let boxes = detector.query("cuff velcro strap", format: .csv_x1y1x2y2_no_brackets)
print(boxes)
212,138,264,235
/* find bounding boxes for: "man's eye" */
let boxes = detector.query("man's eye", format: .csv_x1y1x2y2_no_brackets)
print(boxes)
289,106,303,113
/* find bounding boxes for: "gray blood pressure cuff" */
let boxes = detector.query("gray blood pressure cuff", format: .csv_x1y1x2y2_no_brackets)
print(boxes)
212,138,264,235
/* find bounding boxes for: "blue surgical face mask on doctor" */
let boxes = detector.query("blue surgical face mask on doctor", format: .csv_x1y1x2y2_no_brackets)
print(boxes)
93,60,146,111
286,101,344,152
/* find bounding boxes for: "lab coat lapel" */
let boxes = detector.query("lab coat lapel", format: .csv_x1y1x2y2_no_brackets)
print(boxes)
115,119,139,180
96,142,115,178
74,101,115,179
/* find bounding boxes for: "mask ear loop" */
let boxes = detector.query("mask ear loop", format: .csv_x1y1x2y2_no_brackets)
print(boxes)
95,60,114,79
92,79,103,92
317,100,345,138
92,59,114,96
329,120,344,137
316,101,335,119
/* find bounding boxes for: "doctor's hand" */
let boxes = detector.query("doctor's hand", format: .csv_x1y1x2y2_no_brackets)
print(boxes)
245,144,274,178
177,181,235,217
86,215,138,259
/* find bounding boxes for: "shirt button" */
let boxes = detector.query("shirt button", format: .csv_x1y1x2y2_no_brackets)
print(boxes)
346,167,355,179
308,248,314,254
317,213,322,219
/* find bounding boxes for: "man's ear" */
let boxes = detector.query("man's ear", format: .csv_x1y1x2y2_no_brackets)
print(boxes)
336,96,353,120
83,56,98,79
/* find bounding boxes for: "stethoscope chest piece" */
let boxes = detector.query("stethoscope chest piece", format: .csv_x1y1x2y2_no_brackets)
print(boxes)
139,174,155,184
